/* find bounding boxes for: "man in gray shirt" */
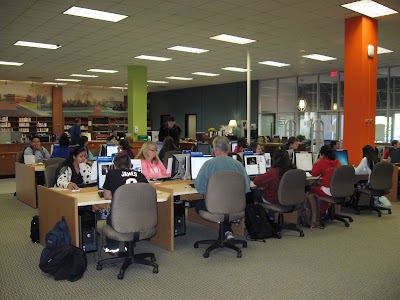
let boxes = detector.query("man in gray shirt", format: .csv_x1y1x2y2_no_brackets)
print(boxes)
23,136,50,163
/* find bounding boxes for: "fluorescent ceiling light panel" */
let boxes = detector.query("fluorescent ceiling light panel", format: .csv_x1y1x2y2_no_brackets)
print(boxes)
258,61,290,67
167,46,209,54
14,41,61,49
134,55,172,61
0,61,24,66
147,80,169,84
55,78,81,82
43,82,67,85
302,54,337,61
210,34,256,45
63,6,128,22
377,47,393,54
110,86,127,89
341,0,398,18
192,72,219,77
87,69,118,73
70,74,98,78
221,67,248,72
165,76,193,81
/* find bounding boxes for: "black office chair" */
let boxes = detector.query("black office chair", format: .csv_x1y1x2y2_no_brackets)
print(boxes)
44,165,59,188
45,157,65,168
260,169,306,238
97,183,158,279
354,162,393,217
194,170,247,258
317,165,355,228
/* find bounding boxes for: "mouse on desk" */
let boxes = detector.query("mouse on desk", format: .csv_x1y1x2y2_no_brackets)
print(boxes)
189,183,195,188
98,191,104,198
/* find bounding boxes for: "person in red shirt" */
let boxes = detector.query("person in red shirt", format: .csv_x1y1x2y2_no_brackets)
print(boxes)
118,139,136,159
234,138,247,153
310,146,341,214
383,140,399,159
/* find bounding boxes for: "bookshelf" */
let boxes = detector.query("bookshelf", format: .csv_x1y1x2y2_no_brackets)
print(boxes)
0,116,53,135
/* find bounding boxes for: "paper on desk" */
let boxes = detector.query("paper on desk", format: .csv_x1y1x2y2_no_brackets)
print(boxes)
167,157,173,174
90,161,97,182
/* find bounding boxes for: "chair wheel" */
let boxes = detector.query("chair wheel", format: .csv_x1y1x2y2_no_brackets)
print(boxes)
345,222,349,227
349,217,353,222
300,232,304,237
242,242,247,248
153,266,159,274
319,225,325,229
237,252,242,258
96,264,102,270
151,256,156,262
194,243,199,248
117,273,124,280
388,210,392,214
203,252,209,258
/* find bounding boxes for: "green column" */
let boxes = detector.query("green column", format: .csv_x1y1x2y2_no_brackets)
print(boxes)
127,65,147,139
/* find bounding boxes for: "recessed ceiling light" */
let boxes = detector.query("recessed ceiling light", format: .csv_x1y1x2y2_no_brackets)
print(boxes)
110,86,128,89
341,0,398,18
14,41,61,49
43,82,67,85
70,74,98,78
167,46,209,54
0,61,24,66
302,54,337,61
147,80,169,84
63,6,128,22
134,55,172,61
165,76,193,81
377,47,393,54
210,34,256,45
221,67,248,72
87,69,118,73
258,61,290,67
55,78,81,82
192,72,220,77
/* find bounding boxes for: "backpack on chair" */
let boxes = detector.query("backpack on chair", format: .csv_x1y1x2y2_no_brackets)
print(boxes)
245,203,276,241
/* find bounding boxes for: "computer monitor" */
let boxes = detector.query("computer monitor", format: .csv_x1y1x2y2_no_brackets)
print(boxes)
231,141,237,152
97,156,114,190
168,153,190,180
197,143,211,155
243,154,267,176
190,155,214,180
156,141,163,154
130,159,142,172
294,151,313,171
335,150,349,166
106,144,119,156
264,153,271,169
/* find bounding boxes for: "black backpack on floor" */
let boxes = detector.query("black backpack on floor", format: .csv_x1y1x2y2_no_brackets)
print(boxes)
30,215,40,243
245,204,276,241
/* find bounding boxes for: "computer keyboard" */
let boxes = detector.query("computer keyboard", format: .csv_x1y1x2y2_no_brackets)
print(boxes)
77,182,97,188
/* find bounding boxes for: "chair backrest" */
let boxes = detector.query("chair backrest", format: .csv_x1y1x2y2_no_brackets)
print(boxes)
278,169,306,206
16,151,24,163
329,165,355,197
205,170,246,215
91,148,100,157
369,161,393,191
111,183,158,234
44,164,59,187
163,150,181,167
45,157,65,168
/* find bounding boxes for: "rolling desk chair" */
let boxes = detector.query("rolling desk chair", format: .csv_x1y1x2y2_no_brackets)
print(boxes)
44,165,59,188
44,157,65,168
317,165,355,228
96,183,158,279
194,170,247,258
260,169,306,238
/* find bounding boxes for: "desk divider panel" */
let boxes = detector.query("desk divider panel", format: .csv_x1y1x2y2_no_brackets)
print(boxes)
15,162,37,208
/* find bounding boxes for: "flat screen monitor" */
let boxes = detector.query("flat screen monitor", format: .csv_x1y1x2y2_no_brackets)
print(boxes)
244,154,267,176
231,141,237,152
190,155,214,180
335,150,349,166
168,153,190,179
197,143,211,155
264,153,271,169
156,141,163,154
97,156,114,190
294,151,313,171
130,159,142,172
106,144,119,156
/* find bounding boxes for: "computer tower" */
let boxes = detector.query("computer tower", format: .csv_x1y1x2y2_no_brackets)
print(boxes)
174,201,186,237
78,209,97,252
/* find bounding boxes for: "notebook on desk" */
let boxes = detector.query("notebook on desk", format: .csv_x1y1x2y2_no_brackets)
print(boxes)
24,155,36,165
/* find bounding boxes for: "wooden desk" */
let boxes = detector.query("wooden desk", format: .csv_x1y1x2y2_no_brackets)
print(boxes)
15,162,45,208
37,186,172,250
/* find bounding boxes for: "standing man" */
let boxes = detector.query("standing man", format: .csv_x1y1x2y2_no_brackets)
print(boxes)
194,136,250,240
383,140,399,159
70,118,82,145
159,116,181,148
107,128,120,142
23,135,50,163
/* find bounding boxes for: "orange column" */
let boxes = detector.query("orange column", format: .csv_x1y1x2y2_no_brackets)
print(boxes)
343,16,378,165
52,86,63,134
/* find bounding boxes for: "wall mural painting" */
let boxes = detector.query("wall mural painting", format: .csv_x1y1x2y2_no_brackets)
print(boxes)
62,87,128,117
0,83,52,116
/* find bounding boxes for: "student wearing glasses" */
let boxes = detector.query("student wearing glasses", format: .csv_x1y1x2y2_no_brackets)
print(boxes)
135,141,171,180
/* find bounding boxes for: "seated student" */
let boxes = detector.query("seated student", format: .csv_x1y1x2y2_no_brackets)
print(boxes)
107,129,120,142
283,136,299,151
50,133,71,159
135,141,171,180
78,136,94,161
118,139,136,159
55,146,92,190
309,146,341,214
383,140,399,160
330,140,340,150
102,153,148,253
248,142,263,154
354,145,379,192
158,136,179,161
23,135,50,163
234,137,247,153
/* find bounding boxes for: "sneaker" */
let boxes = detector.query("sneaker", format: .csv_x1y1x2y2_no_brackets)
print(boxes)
103,246,127,255
224,231,234,241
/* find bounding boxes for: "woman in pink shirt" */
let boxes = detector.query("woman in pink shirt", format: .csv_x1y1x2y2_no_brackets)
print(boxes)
135,142,171,180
